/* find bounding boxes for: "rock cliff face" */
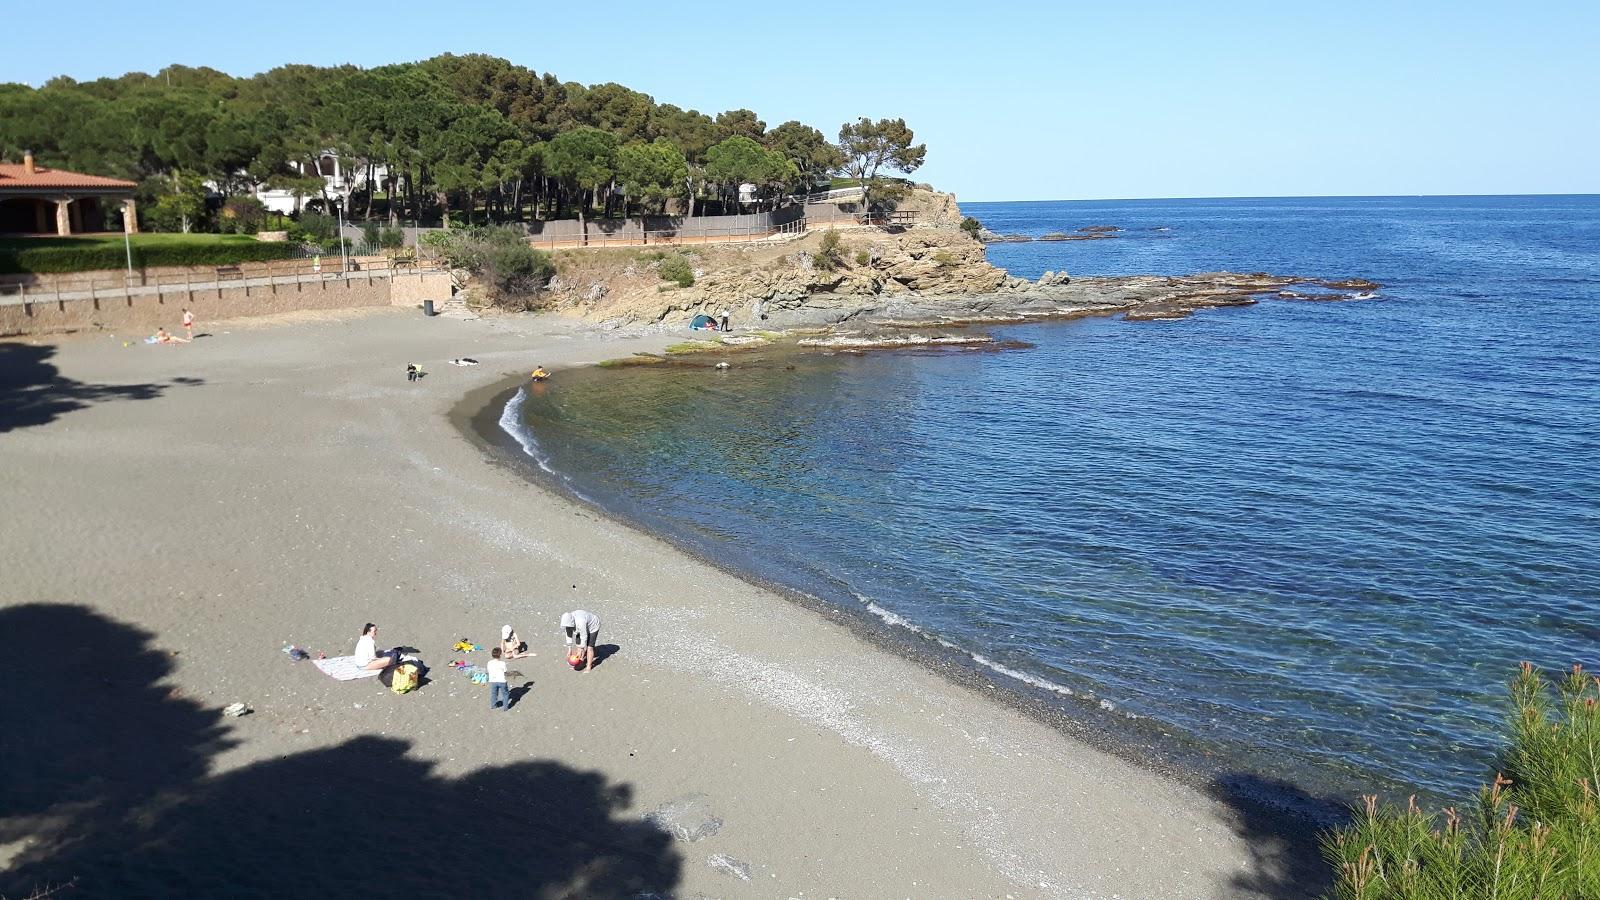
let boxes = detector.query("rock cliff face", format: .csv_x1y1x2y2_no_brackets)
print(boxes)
537,189,1376,331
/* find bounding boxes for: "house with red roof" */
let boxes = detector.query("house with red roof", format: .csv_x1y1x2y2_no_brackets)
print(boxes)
0,151,138,236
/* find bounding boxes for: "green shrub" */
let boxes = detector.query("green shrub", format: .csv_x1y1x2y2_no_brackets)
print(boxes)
656,253,695,287
424,226,553,297
219,197,268,234
0,239,300,274
931,250,958,267
854,250,871,266
295,210,337,243
379,226,405,250
960,216,981,238
361,220,380,247
814,229,843,272
1323,663,1600,899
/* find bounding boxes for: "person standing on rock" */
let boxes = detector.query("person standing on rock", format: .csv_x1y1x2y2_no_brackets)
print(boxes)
718,307,730,332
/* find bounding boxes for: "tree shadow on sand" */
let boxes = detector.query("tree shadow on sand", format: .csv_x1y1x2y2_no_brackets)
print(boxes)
0,604,681,899
0,343,201,433
1211,772,1347,899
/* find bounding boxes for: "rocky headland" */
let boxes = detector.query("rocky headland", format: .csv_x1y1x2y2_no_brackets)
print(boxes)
529,188,1377,347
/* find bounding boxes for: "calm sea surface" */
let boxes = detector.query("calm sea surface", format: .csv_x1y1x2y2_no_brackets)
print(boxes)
506,196,1600,801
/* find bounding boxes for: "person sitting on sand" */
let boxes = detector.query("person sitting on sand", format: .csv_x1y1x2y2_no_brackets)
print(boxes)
153,327,189,345
561,609,601,672
530,366,550,382
354,622,399,670
500,624,532,659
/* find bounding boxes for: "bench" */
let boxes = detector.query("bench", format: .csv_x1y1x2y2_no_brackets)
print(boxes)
215,265,244,280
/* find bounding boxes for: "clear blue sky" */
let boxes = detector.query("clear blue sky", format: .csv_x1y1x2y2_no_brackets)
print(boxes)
5,1,1597,201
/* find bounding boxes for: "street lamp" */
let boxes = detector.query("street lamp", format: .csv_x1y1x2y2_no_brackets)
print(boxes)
335,200,348,273
123,201,134,287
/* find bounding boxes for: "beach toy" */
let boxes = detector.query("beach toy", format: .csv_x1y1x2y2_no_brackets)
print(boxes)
568,652,585,668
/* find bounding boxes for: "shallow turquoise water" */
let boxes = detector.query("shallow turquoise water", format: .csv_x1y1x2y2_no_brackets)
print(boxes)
508,196,1600,800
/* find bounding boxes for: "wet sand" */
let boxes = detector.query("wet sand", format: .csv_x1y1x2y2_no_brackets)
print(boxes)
0,307,1318,898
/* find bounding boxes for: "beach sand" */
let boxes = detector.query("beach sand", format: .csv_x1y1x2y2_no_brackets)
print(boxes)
0,307,1318,898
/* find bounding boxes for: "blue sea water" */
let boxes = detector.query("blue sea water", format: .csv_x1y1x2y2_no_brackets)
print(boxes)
509,196,1600,801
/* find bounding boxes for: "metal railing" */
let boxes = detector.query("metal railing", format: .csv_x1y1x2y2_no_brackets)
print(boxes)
0,256,441,307
527,217,808,250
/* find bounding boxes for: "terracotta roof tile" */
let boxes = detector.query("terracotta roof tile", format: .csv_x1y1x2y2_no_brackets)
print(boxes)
0,163,138,192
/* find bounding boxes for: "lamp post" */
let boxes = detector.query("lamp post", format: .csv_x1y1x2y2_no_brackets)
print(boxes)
123,206,134,287
336,200,348,273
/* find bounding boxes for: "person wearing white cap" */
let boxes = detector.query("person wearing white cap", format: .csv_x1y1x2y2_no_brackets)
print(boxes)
499,625,531,660
560,609,601,672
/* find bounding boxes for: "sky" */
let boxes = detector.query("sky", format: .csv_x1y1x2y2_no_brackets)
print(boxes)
4,1,1597,201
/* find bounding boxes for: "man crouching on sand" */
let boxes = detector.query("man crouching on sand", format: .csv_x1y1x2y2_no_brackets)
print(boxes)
355,622,400,670
561,609,600,672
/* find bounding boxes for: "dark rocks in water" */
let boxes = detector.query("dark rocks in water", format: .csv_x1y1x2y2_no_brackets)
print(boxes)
980,230,1032,243
1078,225,1121,233
1038,232,1071,241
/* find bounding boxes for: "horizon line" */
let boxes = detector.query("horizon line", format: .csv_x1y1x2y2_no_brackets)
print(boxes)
962,191,1600,204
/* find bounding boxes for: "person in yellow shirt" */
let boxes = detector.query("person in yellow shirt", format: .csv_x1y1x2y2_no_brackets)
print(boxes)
530,366,550,381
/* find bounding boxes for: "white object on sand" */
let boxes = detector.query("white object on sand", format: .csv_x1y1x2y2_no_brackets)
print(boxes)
313,655,384,680
222,702,251,717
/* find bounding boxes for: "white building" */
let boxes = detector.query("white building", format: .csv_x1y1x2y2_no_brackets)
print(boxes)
250,152,395,214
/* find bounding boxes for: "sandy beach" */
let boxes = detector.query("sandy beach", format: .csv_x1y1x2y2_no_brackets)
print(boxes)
0,307,1317,899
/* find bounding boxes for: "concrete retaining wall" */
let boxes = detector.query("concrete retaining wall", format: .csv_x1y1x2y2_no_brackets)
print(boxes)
0,271,452,337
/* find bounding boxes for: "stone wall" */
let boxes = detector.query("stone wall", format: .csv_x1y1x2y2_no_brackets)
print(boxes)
0,271,451,337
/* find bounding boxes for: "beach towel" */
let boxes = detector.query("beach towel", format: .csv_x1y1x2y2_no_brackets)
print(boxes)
313,655,383,681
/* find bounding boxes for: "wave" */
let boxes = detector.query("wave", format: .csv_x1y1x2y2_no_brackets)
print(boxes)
853,593,1140,719
497,386,593,502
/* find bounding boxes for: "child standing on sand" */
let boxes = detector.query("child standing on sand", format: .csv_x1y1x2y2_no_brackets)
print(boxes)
487,647,509,710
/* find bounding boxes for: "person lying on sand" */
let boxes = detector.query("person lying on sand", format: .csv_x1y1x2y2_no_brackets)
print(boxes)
561,609,600,672
354,622,400,670
153,327,190,344
500,624,532,659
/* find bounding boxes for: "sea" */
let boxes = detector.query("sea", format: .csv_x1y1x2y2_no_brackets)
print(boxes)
497,195,1600,804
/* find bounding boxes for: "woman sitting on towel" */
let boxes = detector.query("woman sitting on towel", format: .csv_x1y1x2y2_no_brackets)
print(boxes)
355,622,399,670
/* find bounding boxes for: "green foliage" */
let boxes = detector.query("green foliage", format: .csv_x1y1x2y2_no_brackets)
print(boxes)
854,250,871,266
218,196,268,234
656,253,695,287
931,250,958,267
838,117,927,210
0,234,298,274
814,229,843,272
423,226,553,295
764,121,844,189
379,226,406,250
0,53,913,229
296,210,337,242
616,139,689,211
1323,663,1600,900
960,216,982,239
705,136,798,207
547,127,619,193
361,220,380,246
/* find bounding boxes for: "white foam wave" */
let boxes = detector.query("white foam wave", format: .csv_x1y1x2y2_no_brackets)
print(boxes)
496,385,594,503
853,593,1144,721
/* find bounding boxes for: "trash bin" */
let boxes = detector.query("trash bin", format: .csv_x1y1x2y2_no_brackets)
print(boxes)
423,299,435,317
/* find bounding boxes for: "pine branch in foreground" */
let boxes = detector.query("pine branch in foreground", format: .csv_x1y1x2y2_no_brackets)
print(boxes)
1323,662,1600,899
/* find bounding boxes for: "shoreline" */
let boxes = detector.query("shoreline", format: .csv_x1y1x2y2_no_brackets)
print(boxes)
460,359,1348,821
3,305,1326,897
